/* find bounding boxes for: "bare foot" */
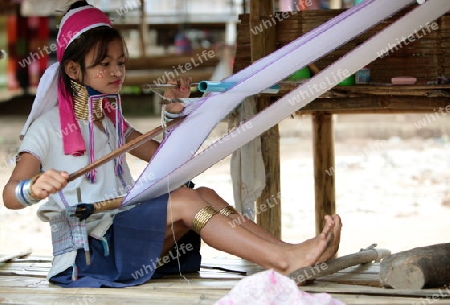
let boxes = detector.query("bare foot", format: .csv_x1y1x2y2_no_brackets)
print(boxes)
317,214,342,263
283,215,333,274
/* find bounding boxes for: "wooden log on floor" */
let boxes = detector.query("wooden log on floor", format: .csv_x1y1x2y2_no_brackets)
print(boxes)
380,243,450,289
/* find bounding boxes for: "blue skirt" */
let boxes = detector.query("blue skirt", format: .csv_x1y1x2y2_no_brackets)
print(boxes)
50,194,202,288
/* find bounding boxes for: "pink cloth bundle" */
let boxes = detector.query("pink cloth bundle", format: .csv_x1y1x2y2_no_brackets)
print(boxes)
215,270,346,305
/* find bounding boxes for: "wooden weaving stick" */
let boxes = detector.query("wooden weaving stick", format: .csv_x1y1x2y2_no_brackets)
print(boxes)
289,244,391,286
68,116,185,219
68,116,185,182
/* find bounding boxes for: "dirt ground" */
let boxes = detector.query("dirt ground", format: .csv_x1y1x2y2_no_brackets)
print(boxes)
1,113,450,260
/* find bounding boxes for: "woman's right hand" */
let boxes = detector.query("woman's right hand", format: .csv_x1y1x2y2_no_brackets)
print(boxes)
163,77,192,114
31,169,69,200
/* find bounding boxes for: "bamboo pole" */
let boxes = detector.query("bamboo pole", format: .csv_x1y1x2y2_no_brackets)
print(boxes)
250,0,281,239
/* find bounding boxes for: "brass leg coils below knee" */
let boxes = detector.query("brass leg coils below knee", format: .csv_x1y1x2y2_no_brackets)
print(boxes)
192,206,218,234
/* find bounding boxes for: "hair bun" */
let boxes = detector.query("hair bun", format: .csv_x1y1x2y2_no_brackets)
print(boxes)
67,1,90,13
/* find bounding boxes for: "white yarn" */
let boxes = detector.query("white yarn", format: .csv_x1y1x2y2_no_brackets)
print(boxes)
123,0,418,205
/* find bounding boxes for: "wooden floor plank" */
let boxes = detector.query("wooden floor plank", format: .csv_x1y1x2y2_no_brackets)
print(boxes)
1,257,449,305
0,288,227,305
304,283,450,298
0,250,32,263
318,272,381,287
329,294,450,305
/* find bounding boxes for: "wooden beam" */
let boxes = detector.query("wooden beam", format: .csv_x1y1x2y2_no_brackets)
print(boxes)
326,85,450,97
312,112,335,235
250,0,281,239
297,96,450,112
114,23,227,31
0,1,17,14
269,85,450,99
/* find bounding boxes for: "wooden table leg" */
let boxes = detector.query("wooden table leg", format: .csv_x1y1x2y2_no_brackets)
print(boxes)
312,112,336,235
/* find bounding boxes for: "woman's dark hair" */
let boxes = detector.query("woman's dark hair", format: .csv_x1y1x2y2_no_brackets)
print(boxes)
58,1,128,98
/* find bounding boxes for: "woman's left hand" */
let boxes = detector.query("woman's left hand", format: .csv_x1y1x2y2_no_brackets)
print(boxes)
164,77,192,114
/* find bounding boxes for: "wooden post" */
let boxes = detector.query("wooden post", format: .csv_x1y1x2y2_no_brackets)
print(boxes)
139,0,147,57
256,109,281,239
312,112,335,235
242,0,247,14
250,0,281,239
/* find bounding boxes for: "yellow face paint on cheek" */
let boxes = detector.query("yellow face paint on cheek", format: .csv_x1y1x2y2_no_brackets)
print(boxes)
95,69,106,78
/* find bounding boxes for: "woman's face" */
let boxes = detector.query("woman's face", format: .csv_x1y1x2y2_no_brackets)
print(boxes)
83,40,126,94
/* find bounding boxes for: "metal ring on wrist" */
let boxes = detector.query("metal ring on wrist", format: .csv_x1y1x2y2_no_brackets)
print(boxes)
15,178,40,207
15,180,30,207
16,180,32,207
23,180,39,205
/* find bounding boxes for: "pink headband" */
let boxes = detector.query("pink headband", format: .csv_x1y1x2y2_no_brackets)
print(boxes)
56,5,128,156
57,6,111,61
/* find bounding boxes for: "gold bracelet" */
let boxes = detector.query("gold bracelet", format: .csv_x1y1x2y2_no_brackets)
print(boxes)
219,206,238,217
192,206,218,234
